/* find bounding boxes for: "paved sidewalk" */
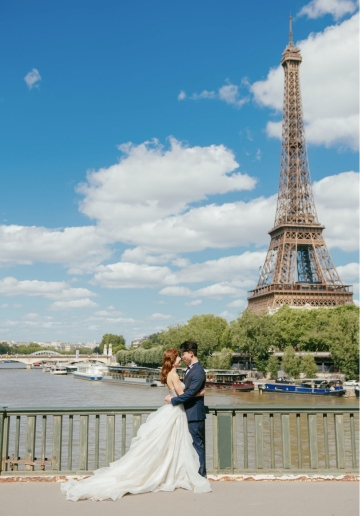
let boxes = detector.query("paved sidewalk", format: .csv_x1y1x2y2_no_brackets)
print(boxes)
1,481,358,516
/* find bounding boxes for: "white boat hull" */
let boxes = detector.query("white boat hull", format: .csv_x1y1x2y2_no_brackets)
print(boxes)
74,372,103,381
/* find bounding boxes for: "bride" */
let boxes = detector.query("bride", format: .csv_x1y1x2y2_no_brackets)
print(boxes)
60,349,212,501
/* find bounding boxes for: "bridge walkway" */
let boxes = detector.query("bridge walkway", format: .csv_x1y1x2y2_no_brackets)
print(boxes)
0,480,358,516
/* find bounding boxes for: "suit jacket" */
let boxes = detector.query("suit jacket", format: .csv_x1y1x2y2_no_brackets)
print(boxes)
170,361,206,421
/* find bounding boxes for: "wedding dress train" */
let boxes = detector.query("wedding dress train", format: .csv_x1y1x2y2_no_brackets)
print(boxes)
60,386,211,501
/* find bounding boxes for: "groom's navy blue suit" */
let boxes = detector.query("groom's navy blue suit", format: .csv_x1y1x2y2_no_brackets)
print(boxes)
170,361,206,476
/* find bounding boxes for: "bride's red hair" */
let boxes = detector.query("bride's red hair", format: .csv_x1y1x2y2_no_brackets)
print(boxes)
160,349,179,384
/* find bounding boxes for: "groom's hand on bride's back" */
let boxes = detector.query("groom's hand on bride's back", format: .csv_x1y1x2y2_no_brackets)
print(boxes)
165,395,171,404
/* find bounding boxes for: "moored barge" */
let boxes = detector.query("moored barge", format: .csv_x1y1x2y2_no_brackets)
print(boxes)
102,365,163,386
205,371,254,392
259,380,345,396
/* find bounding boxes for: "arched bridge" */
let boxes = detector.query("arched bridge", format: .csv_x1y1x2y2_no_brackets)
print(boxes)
0,354,115,369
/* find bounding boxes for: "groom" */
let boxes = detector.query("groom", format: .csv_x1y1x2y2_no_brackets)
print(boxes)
165,340,206,477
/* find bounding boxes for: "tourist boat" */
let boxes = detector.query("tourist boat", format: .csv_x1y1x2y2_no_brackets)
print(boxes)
259,380,345,396
59,362,79,374
31,362,43,369
102,365,163,386
73,363,107,381
42,363,53,373
50,365,67,375
205,371,255,392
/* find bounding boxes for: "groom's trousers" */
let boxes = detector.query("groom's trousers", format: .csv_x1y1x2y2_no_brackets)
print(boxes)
188,421,206,477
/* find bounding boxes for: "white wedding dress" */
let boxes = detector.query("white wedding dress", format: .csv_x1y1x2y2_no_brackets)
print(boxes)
60,384,211,501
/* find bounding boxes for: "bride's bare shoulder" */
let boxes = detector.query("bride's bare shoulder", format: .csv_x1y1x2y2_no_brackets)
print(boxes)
167,369,179,379
166,370,178,388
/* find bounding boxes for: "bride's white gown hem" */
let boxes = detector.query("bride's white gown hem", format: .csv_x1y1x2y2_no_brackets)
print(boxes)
60,385,211,501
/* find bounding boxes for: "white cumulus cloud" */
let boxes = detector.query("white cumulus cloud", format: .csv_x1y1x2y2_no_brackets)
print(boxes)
178,90,186,100
24,68,41,89
49,299,98,310
298,0,358,20
313,172,359,251
0,225,110,269
184,82,248,107
148,313,173,320
251,13,359,150
78,138,255,234
0,277,96,300
336,262,359,282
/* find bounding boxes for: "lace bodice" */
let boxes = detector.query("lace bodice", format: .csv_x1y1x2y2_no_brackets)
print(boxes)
169,381,185,398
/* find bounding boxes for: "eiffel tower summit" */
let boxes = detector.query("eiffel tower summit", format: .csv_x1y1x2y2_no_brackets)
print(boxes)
247,17,353,313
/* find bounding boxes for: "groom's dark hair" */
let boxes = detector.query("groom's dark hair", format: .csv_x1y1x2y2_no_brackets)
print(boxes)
180,340,198,357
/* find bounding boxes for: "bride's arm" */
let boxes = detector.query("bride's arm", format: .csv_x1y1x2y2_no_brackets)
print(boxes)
172,372,204,397
171,373,184,395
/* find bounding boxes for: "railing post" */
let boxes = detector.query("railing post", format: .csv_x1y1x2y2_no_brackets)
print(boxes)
67,415,73,471
323,413,329,469
281,414,291,469
106,415,115,467
334,413,345,469
232,411,237,472
350,413,357,470
212,412,219,473
94,415,100,470
0,408,7,474
79,415,89,471
133,414,142,437
121,414,126,457
25,416,36,471
243,413,248,470
14,416,21,471
269,413,275,469
296,413,302,469
52,415,62,471
307,413,318,469
254,413,263,469
217,411,233,473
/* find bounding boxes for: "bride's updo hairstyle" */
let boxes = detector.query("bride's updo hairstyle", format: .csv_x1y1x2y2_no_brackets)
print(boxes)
160,349,178,384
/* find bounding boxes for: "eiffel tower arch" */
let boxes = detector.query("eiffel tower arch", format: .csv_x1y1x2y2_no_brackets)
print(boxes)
247,18,353,313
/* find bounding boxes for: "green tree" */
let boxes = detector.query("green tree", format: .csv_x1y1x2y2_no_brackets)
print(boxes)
140,339,158,349
323,305,359,379
184,315,229,365
272,305,360,355
156,315,229,367
282,346,300,378
100,334,126,354
207,348,233,370
0,342,11,354
116,346,164,367
13,343,52,354
300,355,318,378
229,310,276,373
266,355,280,380
147,333,163,345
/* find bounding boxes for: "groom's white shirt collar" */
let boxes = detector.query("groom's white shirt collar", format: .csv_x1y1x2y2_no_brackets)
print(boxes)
185,362,198,375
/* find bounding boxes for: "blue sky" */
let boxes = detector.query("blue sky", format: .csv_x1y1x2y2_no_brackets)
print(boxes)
0,0,358,344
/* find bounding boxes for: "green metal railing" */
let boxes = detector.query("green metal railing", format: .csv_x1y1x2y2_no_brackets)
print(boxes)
0,406,358,476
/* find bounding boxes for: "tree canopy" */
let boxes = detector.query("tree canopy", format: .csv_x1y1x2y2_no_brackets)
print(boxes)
113,305,359,377
98,334,126,354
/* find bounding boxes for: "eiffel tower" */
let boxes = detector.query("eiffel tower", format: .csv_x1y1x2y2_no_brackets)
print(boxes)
247,17,353,312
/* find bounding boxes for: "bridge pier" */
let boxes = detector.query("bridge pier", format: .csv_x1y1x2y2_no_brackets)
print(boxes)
26,364,31,370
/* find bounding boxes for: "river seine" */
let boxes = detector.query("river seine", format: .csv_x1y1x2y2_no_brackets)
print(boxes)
1,364,357,472
0,363,355,408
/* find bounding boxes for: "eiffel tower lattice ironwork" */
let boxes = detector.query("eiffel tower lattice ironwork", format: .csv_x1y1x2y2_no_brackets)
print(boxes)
247,17,353,312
